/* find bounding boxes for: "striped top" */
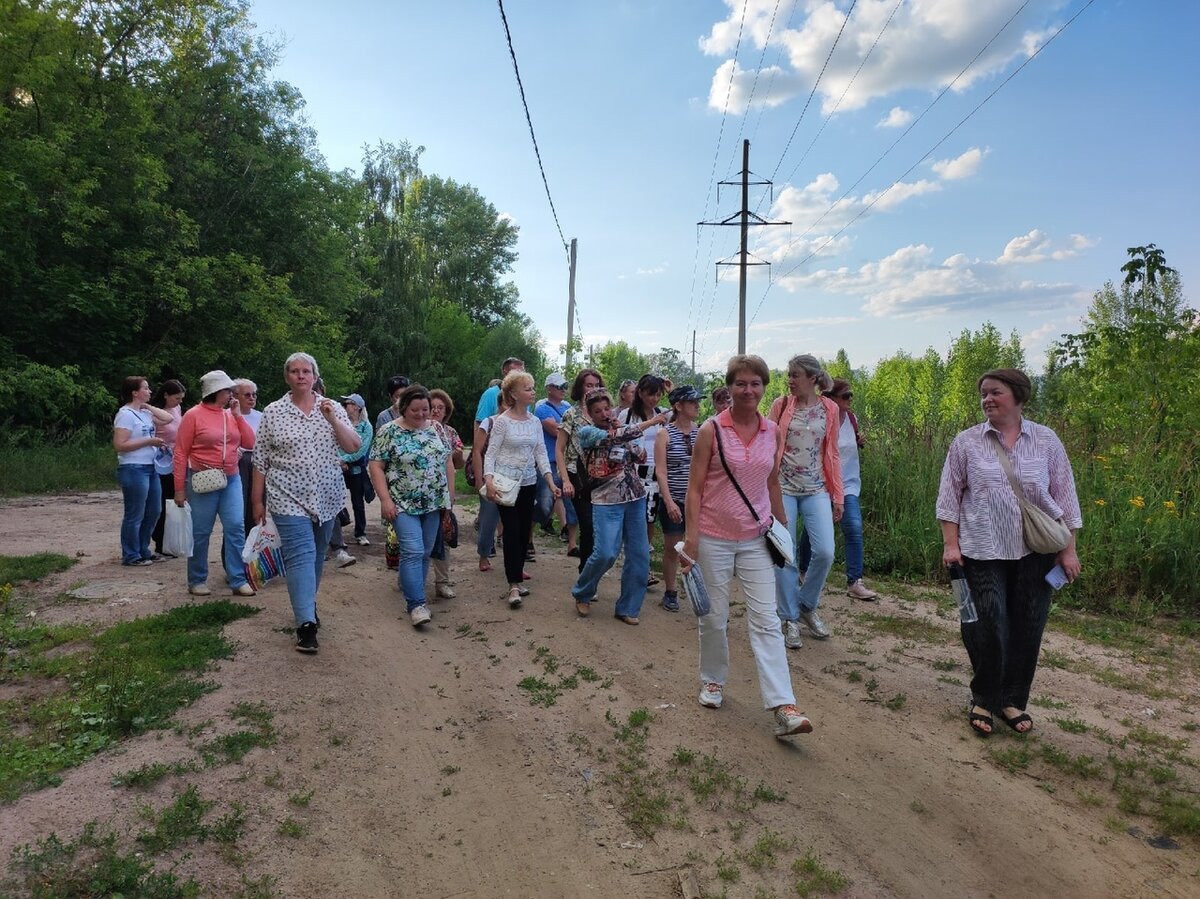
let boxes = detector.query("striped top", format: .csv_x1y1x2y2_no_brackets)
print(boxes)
936,419,1082,560
698,410,778,542
662,422,697,502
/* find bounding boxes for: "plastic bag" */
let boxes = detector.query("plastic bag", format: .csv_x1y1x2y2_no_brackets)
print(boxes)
163,502,193,558
242,516,285,590
242,517,282,564
675,542,711,617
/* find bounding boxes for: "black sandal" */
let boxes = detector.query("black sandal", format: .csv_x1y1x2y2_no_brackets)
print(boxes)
1001,711,1033,734
969,710,993,738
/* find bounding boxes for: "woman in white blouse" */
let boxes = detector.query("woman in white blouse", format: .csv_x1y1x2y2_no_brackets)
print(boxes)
252,352,361,654
483,370,560,608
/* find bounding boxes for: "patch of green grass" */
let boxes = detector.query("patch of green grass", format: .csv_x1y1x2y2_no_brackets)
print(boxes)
234,874,279,898
4,822,201,898
1123,724,1188,752
671,746,697,766
931,658,958,671
1052,717,1089,735
277,817,307,838
201,702,276,765
0,440,115,496
288,790,314,807
883,693,908,711
715,853,740,883
136,784,215,853
211,803,247,845
111,759,201,788
439,765,460,776
858,613,949,644
1154,793,1200,837
0,553,76,584
752,782,787,803
743,829,795,871
792,849,850,898
988,745,1034,774
1039,743,1102,779
909,800,927,814
0,600,259,802
1030,695,1070,710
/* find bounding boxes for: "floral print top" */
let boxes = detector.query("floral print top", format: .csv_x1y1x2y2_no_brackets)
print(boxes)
779,402,827,496
579,423,647,506
370,423,451,516
558,404,589,474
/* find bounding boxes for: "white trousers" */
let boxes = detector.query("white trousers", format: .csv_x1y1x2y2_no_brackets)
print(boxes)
697,534,796,709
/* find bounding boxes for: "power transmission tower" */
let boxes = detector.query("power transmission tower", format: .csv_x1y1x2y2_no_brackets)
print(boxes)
698,140,790,354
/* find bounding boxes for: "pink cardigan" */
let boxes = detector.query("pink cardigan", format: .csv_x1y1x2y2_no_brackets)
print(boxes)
174,404,256,494
768,394,844,505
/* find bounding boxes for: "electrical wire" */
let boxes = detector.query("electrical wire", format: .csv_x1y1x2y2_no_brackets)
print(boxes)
497,0,569,258
748,0,1097,326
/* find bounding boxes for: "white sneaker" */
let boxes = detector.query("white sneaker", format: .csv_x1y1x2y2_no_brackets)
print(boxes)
435,584,456,599
783,619,803,649
410,605,431,626
847,579,878,600
187,583,211,596
800,609,830,639
335,549,356,568
356,535,371,546
773,704,813,737
698,683,723,709
507,587,522,609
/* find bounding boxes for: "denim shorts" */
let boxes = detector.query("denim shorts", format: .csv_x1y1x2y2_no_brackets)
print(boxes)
657,497,686,536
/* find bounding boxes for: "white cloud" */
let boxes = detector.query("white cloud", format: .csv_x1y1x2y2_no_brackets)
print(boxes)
702,1,1068,115
877,106,913,128
773,238,1080,320
635,263,669,276
997,229,1093,265
931,146,987,180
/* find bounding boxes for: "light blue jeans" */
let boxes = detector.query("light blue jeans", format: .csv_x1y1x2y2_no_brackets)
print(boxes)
274,514,334,626
117,463,160,564
571,497,649,618
799,492,864,584
394,510,441,611
476,496,501,559
775,491,834,622
186,472,247,589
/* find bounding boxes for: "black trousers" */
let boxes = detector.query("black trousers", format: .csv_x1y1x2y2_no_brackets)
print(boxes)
343,468,367,538
569,470,594,574
497,485,537,585
152,472,175,552
239,451,255,536
961,553,1056,714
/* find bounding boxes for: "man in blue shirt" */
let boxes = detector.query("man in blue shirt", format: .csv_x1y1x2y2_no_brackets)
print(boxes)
474,357,524,425
534,371,576,543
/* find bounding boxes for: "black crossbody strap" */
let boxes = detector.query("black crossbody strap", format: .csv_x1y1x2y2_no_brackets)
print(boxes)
712,422,763,526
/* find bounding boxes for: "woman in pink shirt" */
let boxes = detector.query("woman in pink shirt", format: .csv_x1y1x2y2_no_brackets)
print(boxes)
173,370,256,597
681,354,813,740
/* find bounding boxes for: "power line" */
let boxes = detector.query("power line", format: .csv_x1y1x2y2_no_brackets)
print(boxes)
722,0,784,176
767,0,858,183
748,0,1097,326
497,0,569,257
746,0,801,148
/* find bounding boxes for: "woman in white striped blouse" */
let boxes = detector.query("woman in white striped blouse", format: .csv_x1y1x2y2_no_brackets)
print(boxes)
937,368,1082,738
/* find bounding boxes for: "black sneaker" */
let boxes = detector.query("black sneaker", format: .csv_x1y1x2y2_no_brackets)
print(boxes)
295,621,319,653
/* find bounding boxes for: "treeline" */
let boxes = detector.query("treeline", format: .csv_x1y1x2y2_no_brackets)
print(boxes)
1,0,541,440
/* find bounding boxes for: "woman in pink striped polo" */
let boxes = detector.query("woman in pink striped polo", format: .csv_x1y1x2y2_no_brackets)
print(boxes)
680,354,813,739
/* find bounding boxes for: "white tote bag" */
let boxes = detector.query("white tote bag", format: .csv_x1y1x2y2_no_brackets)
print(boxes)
163,502,194,558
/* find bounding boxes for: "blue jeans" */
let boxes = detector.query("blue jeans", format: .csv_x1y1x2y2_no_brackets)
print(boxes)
274,514,334,626
476,496,501,559
536,464,577,526
798,493,864,584
117,464,161,564
394,510,441,611
775,492,834,621
186,472,248,589
571,497,649,618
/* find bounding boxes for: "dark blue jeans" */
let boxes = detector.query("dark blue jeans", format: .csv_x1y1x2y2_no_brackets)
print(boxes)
960,553,1056,714
117,463,160,564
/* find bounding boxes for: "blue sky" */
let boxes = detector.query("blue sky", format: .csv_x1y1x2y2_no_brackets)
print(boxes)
248,0,1198,374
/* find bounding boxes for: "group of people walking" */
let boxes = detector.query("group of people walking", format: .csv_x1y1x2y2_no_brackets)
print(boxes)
115,349,1082,741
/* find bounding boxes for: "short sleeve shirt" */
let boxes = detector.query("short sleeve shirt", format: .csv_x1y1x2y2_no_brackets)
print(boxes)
253,395,354,522
114,406,157,465
534,398,570,462
474,385,500,422
559,404,589,474
370,423,451,515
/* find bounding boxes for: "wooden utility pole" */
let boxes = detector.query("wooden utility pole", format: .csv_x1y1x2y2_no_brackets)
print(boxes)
565,238,578,368
698,140,789,354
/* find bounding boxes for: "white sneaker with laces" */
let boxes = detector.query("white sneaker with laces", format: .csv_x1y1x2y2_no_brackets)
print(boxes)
335,549,356,568
435,584,457,599
783,619,803,649
698,683,723,709
847,579,877,600
356,535,371,546
410,605,431,626
773,705,813,737
800,609,830,639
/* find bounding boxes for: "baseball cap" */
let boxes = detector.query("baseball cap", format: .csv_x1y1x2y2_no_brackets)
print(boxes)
668,385,705,404
340,393,365,409
544,372,568,389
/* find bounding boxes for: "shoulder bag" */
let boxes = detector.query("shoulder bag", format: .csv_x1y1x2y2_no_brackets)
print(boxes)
989,432,1071,554
191,411,229,494
712,423,793,567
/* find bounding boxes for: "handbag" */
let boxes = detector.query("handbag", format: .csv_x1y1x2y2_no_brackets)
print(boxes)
163,502,194,558
480,472,520,507
190,411,229,494
989,433,1072,554
712,424,794,568
441,508,459,548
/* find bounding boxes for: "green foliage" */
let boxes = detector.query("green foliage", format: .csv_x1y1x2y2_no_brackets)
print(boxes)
0,553,75,584
0,437,113,495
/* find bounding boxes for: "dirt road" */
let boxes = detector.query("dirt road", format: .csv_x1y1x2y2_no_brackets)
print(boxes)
1,491,1197,898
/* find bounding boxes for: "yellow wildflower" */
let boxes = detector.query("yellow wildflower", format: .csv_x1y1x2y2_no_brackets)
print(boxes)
1164,500,1177,510
1094,499,1107,507
1129,496,1145,509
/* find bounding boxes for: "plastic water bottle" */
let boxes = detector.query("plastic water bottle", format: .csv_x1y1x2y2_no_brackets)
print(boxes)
949,563,977,624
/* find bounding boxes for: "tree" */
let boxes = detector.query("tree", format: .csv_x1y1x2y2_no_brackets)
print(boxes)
590,341,650,392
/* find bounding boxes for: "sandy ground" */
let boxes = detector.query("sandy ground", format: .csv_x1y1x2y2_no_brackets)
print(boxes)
1,490,1198,898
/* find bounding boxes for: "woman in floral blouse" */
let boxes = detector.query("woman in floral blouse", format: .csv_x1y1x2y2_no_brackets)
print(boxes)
252,352,362,654
369,384,454,628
